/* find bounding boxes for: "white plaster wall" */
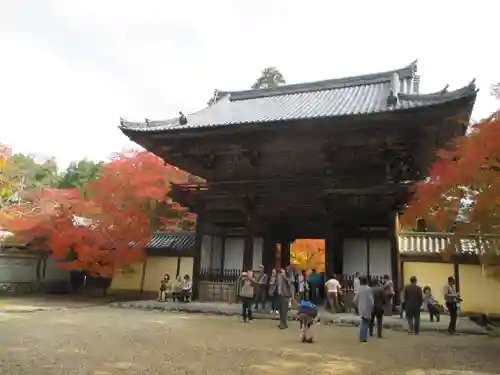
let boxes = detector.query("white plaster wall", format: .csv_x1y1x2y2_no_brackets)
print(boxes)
369,239,392,277
200,235,212,268
200,235,224,269
211,236,223,269
223,237,263,270
343,239,366,276
252,237,263,270
224,238,243,269
343,238,391,277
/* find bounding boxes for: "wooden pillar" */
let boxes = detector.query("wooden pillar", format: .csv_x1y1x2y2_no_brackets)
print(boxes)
366,234,371,277
243,220,254,271
209,235,215,269
280,240,291,269
139,259,147,292
454,263,460,293
262,234,276,273
326,232,343,276
389,212,400,302
325,212,344,275
192,214,203,301
219,235,226,273
325,236,335,278
333,236,343,275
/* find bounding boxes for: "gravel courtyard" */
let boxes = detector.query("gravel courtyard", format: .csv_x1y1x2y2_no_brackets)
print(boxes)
0,306,498,375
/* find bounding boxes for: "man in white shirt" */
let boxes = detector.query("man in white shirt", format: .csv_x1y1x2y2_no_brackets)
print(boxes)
325,274,341,313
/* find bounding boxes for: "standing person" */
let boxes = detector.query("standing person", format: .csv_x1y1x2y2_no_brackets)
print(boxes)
286,265,296,308
324,274,341,313
254,265,268,311
277,268,293,329
298,270,308,301
238,271,256,323
308,269,321,304
403,276,423,335
423,286,441,322
352,276,374,343
370,279,385,338
382,275,395,316
443,276,461,335
353,272,361,295
268,269,279,314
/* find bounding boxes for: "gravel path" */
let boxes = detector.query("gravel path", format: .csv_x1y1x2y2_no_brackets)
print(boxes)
0,307,498,375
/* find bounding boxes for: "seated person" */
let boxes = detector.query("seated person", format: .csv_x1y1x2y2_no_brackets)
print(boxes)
157,274,172,302
173,276,183,302
423,286,442,322
178,274,192,302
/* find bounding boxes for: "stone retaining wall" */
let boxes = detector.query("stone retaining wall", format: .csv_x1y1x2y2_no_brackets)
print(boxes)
199,281,237,303
0,282,38,295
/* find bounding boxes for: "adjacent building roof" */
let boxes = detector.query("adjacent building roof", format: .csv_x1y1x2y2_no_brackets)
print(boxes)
399,232,500,256
146,232,195,252
120,61,477,133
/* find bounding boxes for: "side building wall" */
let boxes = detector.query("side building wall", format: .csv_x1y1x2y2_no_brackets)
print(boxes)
0,253,70,294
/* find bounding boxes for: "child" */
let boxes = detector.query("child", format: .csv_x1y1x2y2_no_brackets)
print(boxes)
423,286,442,322
297,300,318,343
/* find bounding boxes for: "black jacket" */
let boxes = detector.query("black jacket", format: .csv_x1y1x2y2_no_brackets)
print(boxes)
403,284,423,311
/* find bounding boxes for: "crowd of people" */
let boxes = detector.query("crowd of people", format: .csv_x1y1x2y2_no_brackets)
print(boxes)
154,265,462,344
236,265,462,343
157,273,192,302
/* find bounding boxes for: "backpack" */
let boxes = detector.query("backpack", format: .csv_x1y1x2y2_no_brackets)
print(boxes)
298,300,318,318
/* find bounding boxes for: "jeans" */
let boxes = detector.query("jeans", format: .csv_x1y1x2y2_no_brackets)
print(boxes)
447,302,458,333
279,296,289,328
271,292,279,311
310,286,319,303
359,317,370,341
241,297,253,321
406,308,421,334
370,307,384,338
384,296,394,316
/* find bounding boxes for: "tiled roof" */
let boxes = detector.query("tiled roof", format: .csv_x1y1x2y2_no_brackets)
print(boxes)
146,232,195,251
120,61,477,133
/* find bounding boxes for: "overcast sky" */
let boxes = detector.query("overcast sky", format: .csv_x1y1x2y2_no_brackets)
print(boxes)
1,0,498,168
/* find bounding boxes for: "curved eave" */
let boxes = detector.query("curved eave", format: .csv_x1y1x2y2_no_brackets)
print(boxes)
119,84,477,139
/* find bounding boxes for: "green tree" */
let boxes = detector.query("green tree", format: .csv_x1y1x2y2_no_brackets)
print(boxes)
57,159,104,194
251,67,286,89
2,153,60,200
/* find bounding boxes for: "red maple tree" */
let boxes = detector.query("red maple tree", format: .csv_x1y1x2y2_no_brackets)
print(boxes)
2,150,196,276
401,112,500,275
